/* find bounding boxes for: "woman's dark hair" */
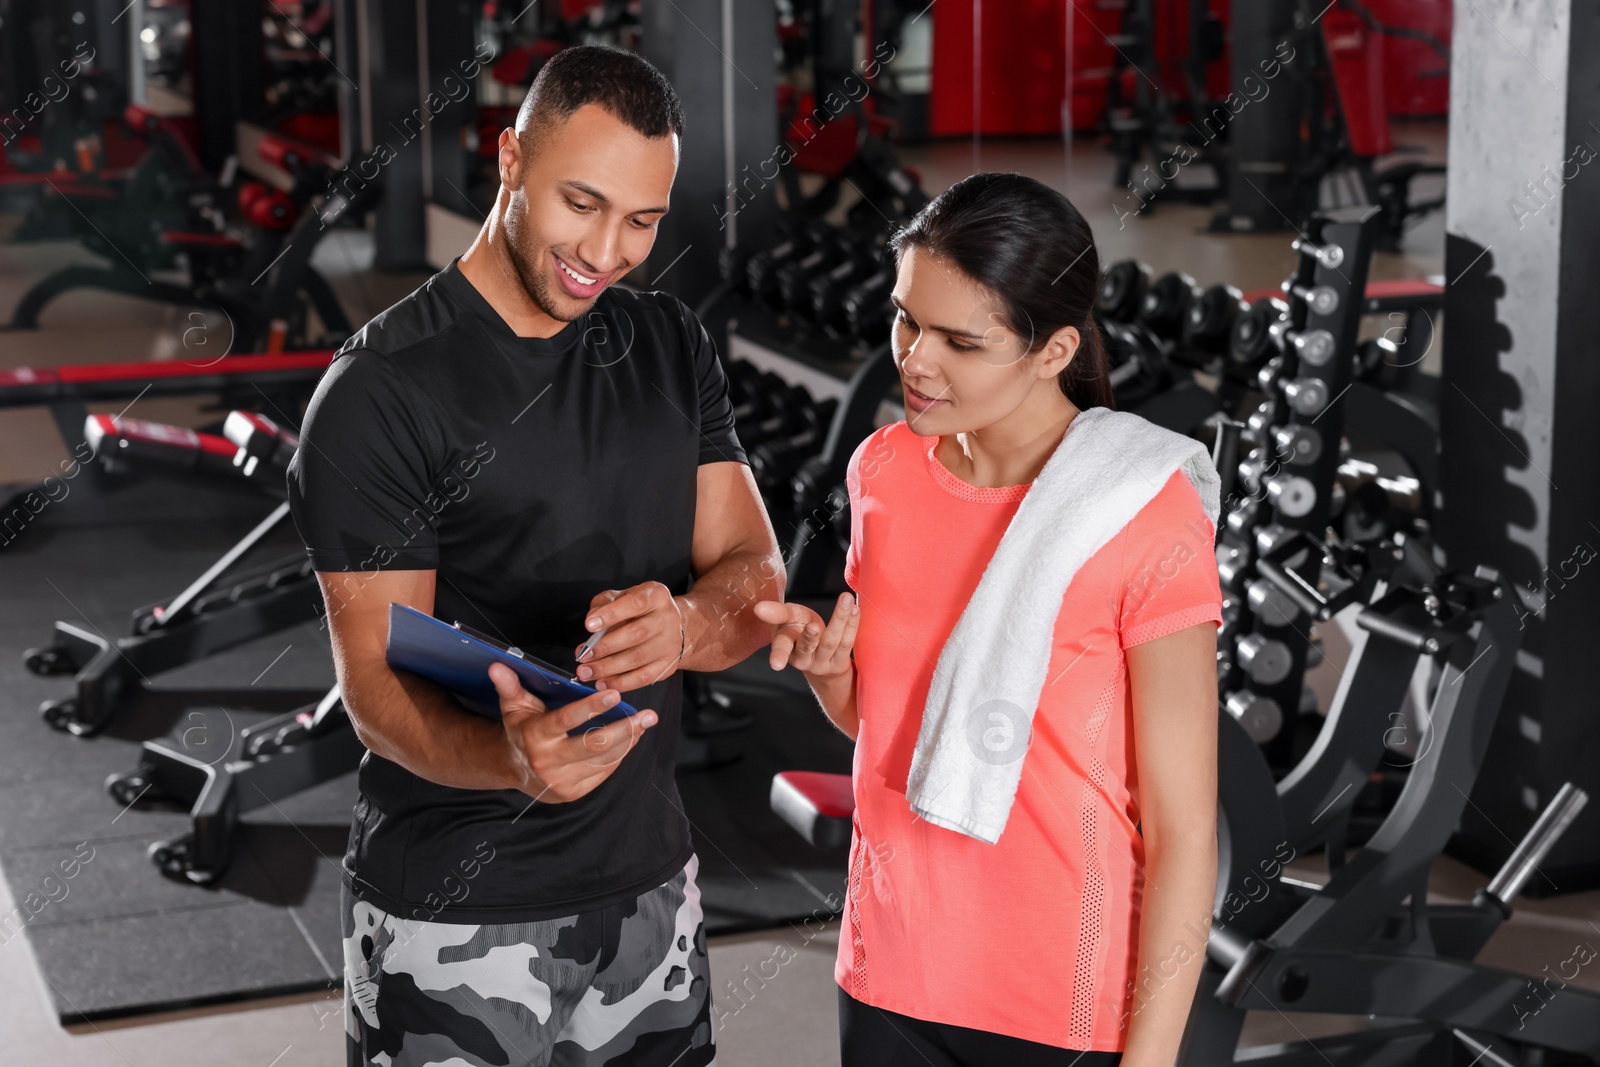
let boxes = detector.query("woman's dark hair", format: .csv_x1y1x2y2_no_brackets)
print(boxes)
517,45,685,161
888,172,1116,411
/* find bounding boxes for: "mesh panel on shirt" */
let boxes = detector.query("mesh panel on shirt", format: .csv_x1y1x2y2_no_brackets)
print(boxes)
1069,674,1118,1046
848,816,868,997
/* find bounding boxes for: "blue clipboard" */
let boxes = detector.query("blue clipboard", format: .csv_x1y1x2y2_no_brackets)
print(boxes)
384,603,640,735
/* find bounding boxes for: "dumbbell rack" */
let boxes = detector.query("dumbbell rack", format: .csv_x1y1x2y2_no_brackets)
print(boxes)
1214,205,1380,771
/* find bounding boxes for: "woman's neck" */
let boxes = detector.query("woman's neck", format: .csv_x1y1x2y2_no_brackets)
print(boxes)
938,394,1083,489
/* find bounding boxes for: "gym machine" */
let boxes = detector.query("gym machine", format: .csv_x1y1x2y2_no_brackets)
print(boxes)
9,141,379,352
22,411,321,736
107,685,360,885
0,348,334,531
1212,0,1449,251
0,0,130,193
1181,563,1600,1066
9,101,208,237
1101,0,1230,204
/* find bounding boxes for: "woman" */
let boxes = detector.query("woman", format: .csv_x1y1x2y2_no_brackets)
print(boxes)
754,173,1222,1067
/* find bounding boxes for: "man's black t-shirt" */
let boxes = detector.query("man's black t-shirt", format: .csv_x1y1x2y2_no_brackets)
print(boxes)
286,258,747,923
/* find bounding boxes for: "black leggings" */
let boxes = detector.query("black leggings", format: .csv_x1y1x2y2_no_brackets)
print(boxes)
838,986,1124,1067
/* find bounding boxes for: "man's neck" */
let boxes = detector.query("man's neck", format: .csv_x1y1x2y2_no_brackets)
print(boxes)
457,204,567,339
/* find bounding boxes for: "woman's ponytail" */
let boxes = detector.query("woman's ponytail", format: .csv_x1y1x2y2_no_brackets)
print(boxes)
1059,312,1116,411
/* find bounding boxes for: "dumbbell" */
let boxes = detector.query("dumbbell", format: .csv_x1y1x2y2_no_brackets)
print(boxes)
1229,296,1289,372
1224,688,1283,743
1101,316,1170,407
728,365,790,441
842,269,895,344
747,223,825,303
1286,281,1340,317
776,231,853,314
1138,270,1199,342
720,220,806,297
746,383,818,451
809,241,882,328
1234,633,1294,687
1096,259,1153,323
1183,283,1247,357
748,397,840,494
724,359,765,413
1243,398,1283,448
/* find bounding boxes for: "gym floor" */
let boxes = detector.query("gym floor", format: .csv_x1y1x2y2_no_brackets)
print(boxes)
4,129,1597,1067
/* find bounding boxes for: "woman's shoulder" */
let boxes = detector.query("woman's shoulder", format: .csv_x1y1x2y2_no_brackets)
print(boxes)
847,421,916,482
1119,466,1216,557
1148,465,1207,512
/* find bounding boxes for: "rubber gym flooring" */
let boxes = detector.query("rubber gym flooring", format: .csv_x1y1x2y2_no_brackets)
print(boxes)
0,473,853,1023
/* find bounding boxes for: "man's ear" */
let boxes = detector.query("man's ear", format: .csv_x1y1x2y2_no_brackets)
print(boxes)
498,128,524,191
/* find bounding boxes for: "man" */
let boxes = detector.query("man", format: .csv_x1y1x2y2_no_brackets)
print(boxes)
287,45,786,1067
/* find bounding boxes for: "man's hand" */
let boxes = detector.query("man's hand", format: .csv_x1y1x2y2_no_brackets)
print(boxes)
490,662,658,803
572,582,686,693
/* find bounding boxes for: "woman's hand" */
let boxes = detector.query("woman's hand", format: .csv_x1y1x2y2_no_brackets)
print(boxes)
753,592,859,679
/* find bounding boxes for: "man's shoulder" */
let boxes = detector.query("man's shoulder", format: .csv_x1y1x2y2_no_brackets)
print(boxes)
596,285,698,345
336,268,467,362
602,284,683,318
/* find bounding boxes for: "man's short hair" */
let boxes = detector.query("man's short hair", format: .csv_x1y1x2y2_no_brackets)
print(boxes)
515,45,685,162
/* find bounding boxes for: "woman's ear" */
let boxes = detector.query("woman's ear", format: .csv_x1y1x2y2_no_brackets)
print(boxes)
1036,324,1080,380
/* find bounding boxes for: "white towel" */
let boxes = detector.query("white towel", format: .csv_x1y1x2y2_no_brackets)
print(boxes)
905,406,1220,844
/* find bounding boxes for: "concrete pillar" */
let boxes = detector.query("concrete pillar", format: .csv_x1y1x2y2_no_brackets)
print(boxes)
639,0,777,309
1438,0,1600,893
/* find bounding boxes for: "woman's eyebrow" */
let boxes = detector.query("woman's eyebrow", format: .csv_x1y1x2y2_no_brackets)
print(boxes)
889,293,987,340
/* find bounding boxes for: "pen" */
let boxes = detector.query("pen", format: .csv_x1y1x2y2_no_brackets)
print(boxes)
577,627,607,664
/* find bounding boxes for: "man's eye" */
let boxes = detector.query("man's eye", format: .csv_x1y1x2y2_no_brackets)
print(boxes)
568,199,593,212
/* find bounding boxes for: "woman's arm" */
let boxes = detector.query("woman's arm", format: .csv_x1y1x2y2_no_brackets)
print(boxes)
804,664,859,741
1120,620,1219,1067
754,592,861,740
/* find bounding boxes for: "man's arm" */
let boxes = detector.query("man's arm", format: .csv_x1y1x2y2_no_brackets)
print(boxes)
321,568,521,790
678,460,786,670
322,568,656,800
575,460,784,691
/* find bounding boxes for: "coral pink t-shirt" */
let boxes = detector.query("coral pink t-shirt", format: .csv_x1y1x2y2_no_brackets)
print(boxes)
835,418,1223,1051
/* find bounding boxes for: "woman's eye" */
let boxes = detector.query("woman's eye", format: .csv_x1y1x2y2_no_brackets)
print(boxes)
949,339,977,352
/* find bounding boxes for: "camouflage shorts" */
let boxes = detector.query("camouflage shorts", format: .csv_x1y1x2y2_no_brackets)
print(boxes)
341,854,716,1067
